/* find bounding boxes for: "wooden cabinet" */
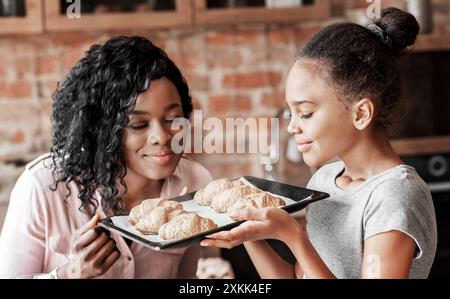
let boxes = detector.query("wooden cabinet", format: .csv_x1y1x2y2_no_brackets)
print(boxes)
193,0,330,25
0,0,332,34
44,0,193,32
0,0,43,34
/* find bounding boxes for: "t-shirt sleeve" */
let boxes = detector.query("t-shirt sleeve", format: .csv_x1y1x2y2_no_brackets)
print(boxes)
363,179,436,259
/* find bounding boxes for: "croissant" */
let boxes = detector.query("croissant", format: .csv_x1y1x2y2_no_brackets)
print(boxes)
158,213,217,240
194,179,243,206
211,185,262,213
227,192,286,214
128,198,182,225
134,206,169,235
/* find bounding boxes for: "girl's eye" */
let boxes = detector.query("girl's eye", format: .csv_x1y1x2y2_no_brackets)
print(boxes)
300,113,314,119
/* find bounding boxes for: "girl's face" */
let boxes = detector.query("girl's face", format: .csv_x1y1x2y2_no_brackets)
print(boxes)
123,77,184,181
286,60,359,168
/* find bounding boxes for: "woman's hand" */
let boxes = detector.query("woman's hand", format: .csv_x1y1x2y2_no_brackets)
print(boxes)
58,215,121,279
200,207,302,249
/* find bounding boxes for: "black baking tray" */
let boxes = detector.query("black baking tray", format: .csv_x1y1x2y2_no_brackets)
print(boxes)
98,176,329,250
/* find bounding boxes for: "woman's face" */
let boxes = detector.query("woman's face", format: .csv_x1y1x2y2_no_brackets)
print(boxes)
123,77,184,181
286,60,359,168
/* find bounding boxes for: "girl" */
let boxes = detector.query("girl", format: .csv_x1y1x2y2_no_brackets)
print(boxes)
0,36,212,279
201,8,438,279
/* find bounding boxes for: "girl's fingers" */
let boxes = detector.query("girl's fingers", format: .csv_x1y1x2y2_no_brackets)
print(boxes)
200,239,241,249
179,186,188,196
229,208,267,221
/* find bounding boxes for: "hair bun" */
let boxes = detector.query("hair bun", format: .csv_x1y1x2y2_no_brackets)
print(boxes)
374,7,420,54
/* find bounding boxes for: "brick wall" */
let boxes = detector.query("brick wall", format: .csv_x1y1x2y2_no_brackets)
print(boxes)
1,0,450,229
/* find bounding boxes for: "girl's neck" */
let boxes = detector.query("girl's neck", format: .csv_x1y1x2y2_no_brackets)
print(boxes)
338,129,403,182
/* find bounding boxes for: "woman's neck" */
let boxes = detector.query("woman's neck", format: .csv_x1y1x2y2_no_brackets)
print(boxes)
338,130,403,182
119,170,165,213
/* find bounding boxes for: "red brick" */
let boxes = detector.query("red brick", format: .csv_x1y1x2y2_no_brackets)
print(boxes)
207,47,243,69
0,80,33,99
37,56,60,75
209,94,252,113
184,72,208,91
294,26,321,45
0,64,5,78
222,71,282,89
10,130,25,144
62,49,85,71
261,91,285,108
14,57,34,78
268,28,293,45
206,29,262,45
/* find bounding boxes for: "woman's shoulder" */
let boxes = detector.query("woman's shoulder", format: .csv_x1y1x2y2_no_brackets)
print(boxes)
18,153,55,186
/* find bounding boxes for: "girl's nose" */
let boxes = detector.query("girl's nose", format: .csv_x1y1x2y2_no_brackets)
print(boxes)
287,118,302,135
148,121,171,146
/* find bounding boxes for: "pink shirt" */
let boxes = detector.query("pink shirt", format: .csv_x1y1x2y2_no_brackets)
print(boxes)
0,154,212,279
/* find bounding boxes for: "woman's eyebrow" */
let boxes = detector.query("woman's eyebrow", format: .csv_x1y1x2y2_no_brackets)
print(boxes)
164,103,182,112
130,110,148,115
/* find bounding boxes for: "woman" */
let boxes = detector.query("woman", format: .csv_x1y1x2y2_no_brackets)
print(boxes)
201,8,438,279
0,36,212,279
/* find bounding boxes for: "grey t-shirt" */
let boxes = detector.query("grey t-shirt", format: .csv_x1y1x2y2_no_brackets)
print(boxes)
306,161,437,279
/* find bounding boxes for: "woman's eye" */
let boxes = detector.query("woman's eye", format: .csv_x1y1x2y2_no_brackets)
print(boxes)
300,113,314,119
129,123,148,130
164,115,183,123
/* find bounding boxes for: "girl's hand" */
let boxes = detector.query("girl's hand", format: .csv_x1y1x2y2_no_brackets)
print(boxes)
200,207,302,249
58,215,121,279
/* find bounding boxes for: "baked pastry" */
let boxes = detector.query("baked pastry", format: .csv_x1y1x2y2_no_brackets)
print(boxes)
211,185,262,213
158,213,217,240
227,192,286,214
194,179,243,206
129,198,165,225
133,206,187,235
128,198,182,225
134,206,169,235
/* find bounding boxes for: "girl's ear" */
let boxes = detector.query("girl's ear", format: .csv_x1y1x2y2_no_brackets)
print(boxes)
351,98,374,130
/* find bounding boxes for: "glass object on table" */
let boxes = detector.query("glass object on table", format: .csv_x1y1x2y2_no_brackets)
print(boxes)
0,0,26,17
59,0,176,15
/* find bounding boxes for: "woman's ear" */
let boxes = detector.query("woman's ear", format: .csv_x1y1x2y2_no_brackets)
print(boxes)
351,98,374,130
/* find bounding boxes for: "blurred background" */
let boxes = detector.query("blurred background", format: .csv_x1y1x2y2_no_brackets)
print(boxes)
0,0,449,278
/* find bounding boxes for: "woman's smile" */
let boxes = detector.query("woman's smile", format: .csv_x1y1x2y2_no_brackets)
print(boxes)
143,150,175,165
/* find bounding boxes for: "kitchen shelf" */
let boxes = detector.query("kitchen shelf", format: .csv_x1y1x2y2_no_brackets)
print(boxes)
193,0,330,25
391,136,450,156
414,34,450,52
44,0,192,32
0,0,43,34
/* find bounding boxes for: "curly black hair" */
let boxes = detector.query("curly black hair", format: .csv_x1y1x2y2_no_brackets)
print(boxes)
49,36,193,215
298,8,419,133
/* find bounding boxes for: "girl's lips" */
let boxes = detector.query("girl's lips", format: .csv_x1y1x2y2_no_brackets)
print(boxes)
296,142,313,153
143,152,174,165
